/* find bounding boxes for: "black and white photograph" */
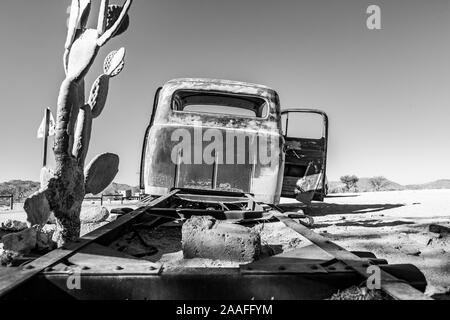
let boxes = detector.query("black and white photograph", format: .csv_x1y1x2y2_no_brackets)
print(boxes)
0,0,449,307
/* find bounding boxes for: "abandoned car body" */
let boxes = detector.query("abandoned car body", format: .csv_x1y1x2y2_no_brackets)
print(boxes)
140,78,328,205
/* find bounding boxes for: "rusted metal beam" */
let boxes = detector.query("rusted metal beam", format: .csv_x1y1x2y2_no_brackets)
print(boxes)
275,214,432,300
4,269,362,300
0,189,180,297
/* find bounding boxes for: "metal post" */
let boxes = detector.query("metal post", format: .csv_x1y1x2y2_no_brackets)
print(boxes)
101,195,103,206
10,195,13,210
42,108,50,167
174,149,181,188
211,151,218,190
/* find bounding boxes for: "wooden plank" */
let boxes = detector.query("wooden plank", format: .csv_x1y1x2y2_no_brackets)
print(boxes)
0,189,179,297
276,214,432,300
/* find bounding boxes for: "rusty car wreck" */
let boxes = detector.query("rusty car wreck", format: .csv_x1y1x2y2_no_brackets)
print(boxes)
141,78,327,205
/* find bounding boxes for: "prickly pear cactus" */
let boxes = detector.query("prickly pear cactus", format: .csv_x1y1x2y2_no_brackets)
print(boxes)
24,0,133,247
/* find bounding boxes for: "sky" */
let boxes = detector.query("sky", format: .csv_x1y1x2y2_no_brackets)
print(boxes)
0,0,449,186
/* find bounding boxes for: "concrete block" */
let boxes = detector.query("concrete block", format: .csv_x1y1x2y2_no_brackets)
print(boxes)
182,216,261,262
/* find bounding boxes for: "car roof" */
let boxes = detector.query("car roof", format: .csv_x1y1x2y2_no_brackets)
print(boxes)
164,78,277,96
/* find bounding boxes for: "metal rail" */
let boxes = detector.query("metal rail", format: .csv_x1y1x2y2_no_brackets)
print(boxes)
275,214,432,300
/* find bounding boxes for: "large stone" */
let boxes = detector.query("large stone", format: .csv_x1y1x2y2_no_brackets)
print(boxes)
0,245,20,266
80,206,109,224
36,225,57,252
182,216,261,262
24,190,51,226
0,227,37,253
0,220,28,232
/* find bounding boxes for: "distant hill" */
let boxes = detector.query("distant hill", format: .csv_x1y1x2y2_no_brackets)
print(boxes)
356,177,405,192
329,177,404,193
329,177,450,193
405,179,450,190
0,180,40,202
0,180,139,202
99,182,140,196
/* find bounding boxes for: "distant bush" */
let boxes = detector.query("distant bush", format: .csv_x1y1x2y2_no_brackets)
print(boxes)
340,175,359,192
369,176,390,191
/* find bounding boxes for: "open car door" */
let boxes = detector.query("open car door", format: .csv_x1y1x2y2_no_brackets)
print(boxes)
281,109,328,204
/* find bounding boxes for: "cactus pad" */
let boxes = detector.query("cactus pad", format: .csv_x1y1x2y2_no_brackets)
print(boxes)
85,153,120,195
78,0,92,29
106,5,130,37
73,104,93,163
24,190,51,227
103,48,126,77
65,0,80,49
67,29,99,79
89,74,110,118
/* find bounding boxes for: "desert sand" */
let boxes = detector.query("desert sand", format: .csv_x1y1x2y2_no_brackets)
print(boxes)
280,189,450,296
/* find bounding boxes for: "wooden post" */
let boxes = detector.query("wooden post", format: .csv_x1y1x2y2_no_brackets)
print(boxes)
42,108,50,167
10,195,13,210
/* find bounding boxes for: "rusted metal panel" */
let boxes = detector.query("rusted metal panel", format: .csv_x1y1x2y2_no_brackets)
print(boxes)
142,78,284,204
4,272,362,300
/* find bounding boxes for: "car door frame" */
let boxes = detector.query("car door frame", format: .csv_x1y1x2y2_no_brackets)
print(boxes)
281,108,329,201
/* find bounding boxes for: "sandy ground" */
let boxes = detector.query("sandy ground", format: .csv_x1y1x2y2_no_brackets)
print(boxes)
0,200,139,236
280,190,450,296
1,190,449,297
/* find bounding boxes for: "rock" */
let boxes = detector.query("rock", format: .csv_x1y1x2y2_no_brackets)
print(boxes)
182,216,261,262
0,227,37,253
36,225,57,252
24,190,51,226
80,206,109,223
1,220,28,232
106,214,119,222
0,245,20,266
404,248,421,256
329,286,387,300
47,212,56,225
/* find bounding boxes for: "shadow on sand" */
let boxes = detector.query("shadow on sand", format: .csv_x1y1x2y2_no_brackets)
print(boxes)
279,202,406,217
312,219,415,229
325,194,360,198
